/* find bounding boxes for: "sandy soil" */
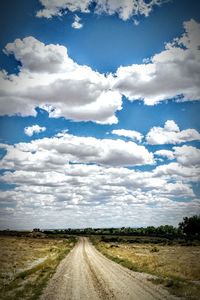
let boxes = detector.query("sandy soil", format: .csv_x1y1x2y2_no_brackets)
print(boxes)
40,237,179,300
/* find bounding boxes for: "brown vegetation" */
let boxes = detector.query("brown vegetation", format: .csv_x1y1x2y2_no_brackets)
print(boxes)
92,236,200,299
0,236,76,300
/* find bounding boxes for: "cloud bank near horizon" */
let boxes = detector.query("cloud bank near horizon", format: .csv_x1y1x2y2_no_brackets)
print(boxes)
0,125,199,229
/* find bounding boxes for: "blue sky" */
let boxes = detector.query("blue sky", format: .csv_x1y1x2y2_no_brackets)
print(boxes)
0,0,200,229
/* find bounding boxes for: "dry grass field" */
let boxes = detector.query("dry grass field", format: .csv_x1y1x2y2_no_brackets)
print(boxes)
0,235,76,300
92,236,200,299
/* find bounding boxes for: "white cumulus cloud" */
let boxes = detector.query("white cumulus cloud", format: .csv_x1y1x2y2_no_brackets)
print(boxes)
36,0,91,18
154,149,174,160
1,20,200,124
1,130,200,228
0,131,154,168
3,37,74,73
173,145,200,167
36,0,166,20
114,19,200,105
153,162,200,182
0,36,122,124
0,147,199,229
111,129,143,142
24,125,46,136
146,120,200,145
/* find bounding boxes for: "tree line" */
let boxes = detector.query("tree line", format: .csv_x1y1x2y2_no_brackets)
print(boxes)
1,215,199,238
42,215,200,238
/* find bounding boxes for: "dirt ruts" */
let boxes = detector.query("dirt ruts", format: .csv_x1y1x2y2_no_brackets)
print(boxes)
40,237,179,300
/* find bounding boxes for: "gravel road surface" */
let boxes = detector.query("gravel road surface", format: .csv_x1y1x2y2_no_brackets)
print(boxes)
40,237,179,300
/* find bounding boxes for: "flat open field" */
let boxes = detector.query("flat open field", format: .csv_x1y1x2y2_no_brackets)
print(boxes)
92,236,200,299
0,235,76,300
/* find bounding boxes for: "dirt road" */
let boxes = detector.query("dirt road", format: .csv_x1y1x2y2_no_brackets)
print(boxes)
40,237,178,300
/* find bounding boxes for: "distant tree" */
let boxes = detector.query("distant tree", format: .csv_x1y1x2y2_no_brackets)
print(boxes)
33,228,40,232
179,215,200,235
156,225,177,236
85,227,93,235
146,226,156,235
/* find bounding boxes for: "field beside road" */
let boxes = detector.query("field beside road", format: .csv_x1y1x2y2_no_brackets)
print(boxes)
1,234,200,300
0,235,76,300
91,235,200,299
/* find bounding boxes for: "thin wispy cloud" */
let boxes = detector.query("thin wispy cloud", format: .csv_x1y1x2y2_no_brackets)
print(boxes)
72,15,83,29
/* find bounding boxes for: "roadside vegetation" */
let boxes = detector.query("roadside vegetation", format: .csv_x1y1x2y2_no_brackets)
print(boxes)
90,215,200,300
0,235,76,300
91,235,200,299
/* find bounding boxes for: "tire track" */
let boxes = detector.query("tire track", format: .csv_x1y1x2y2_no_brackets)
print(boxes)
82,238,115,299
40,237,180,300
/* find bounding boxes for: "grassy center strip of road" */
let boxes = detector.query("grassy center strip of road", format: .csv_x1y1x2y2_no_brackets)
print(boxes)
0,235,77,300
90,235,200,300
